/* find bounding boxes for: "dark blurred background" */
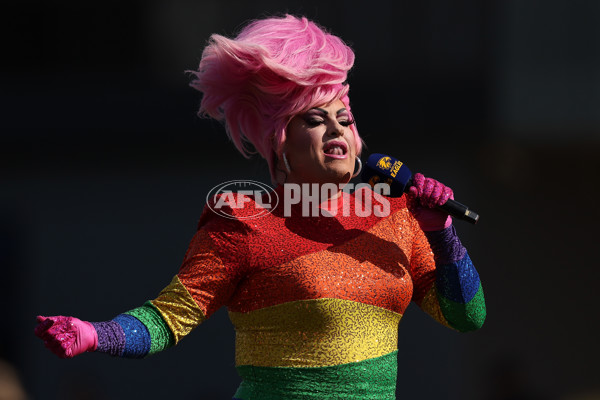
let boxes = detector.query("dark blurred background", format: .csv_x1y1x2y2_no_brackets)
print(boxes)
1,1,599,399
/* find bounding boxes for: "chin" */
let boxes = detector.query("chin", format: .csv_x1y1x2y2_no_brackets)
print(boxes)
324,169,352,185
323,160,352,175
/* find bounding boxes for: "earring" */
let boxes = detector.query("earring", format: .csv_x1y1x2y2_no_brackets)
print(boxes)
282,152,292,174
352,157,362,178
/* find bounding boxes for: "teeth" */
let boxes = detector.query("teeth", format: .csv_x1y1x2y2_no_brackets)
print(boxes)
326,145,344,155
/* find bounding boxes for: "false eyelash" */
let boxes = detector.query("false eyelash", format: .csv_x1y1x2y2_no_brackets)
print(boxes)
306,119,325,127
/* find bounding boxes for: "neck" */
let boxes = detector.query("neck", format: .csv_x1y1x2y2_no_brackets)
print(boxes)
278,181,350,199
275,182,350,216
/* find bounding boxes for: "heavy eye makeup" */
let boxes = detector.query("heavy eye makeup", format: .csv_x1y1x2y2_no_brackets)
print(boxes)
302,109,355,127
337,111,355,127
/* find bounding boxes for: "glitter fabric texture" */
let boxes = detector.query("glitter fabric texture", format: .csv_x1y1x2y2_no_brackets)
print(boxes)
436,255,480,303
234,351,398,399
111,314,150,357
437,284,486,332
124,302,175,355
93,304,174,358
91,189,485,399
425,225,466,265
229,298,401,367
91,321,125,356
150,275,206,343
422,227,487,331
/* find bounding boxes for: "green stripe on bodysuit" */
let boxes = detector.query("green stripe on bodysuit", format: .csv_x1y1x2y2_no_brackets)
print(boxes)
125,301,174,354
234,351,398,400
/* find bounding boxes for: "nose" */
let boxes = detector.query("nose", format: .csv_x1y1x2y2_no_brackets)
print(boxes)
328,120,345,137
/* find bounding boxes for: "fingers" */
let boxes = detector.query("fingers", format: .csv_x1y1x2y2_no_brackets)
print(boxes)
34,315,77,358
34,316,62,338
426,180,447,208
411,173,425,197
409,173,454,208
407,186,418,199
440,185,454,205
45,317,71,336
43,333,76,359
34,316,54,338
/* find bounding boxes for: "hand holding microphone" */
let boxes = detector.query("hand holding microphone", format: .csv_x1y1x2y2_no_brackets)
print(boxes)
407,173,453,231
361,153,479,227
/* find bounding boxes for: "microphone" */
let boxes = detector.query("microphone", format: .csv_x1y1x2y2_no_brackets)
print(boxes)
361,153,479,224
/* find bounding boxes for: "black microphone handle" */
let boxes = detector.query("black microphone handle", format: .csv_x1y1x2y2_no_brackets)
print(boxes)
404,178,479,224
439,199,479,224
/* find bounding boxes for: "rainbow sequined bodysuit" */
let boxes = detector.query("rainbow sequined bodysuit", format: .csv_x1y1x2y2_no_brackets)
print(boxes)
92,188,486,399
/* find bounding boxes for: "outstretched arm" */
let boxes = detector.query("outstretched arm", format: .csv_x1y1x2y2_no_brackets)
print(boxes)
35,301,176,359
35,205,247,359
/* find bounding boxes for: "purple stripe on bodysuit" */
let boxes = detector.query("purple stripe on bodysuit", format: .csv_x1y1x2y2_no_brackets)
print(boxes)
91,320,126,356
424,225,466,265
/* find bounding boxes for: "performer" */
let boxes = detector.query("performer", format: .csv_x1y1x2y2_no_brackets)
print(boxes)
34,15,485,399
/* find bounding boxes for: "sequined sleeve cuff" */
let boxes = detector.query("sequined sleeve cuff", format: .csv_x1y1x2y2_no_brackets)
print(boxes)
90,303,175,358
423,225,466,265
90,320,126,357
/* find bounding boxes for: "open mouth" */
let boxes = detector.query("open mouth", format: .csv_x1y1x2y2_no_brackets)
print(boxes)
323,140,348,157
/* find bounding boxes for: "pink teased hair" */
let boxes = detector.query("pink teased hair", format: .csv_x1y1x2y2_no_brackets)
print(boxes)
189,14,362,183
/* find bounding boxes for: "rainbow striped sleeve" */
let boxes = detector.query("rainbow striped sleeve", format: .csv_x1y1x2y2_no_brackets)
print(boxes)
410,225,486,332
91,273,210,358
91,217,245,358
91,301,176,357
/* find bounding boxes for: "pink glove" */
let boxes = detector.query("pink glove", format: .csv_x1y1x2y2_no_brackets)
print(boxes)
407,173,453,231
34,315,98,358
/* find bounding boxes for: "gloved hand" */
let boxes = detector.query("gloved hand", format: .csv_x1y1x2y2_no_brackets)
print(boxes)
407,173,453,231
34,315,98,358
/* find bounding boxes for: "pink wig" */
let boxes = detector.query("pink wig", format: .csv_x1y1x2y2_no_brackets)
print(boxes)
189,15,362,183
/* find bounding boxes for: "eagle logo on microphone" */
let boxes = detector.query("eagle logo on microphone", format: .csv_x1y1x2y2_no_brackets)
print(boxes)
376,156,392,170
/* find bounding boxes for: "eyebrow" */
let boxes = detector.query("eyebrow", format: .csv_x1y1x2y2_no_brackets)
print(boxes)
311,107,348,115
